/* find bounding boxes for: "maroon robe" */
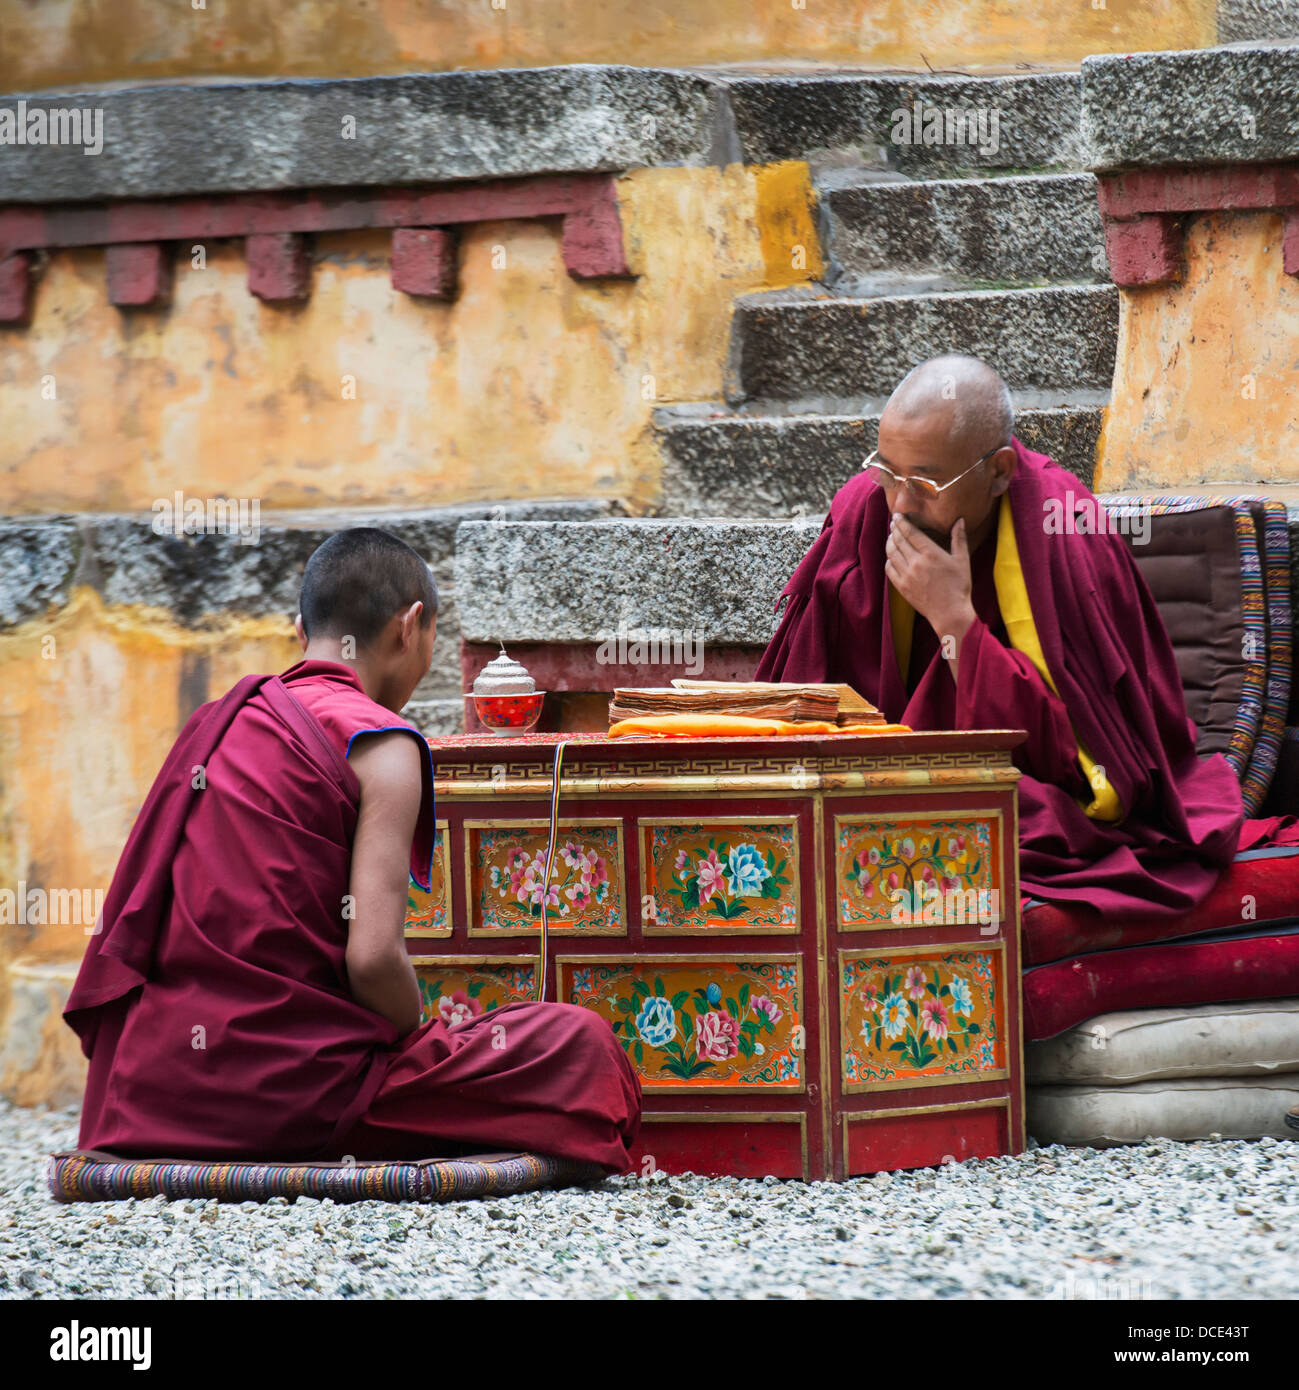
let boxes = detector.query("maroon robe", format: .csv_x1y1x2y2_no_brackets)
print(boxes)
66,659,641,1172
755,438,1246,919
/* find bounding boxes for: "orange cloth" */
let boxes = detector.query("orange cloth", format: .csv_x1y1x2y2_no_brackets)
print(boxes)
607,714,912,739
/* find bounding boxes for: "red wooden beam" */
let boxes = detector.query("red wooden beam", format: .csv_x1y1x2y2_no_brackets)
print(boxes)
1097,162,1299,219
1095,161,1299,284
0,173,633,316
0,173,628,262
561,179,634,279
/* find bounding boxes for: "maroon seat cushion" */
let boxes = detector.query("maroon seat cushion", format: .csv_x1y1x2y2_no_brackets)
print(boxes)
1022,846,1299,966
1023,928,1299,1041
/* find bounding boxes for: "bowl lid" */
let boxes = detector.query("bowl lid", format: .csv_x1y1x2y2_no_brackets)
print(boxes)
471,644,536,695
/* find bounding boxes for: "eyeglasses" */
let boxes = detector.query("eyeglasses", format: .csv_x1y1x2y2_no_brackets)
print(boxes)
862,444,1004,501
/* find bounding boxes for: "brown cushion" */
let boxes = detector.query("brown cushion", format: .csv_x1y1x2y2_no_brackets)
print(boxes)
1115,503,1249,761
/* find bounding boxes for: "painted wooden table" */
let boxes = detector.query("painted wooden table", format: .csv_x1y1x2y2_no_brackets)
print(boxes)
404,728,1027,1181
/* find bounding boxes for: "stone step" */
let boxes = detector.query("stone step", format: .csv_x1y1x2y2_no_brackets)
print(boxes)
1082,44,1299,172
819,171,1108,293
652,396,1105,516
1218,0,1299,42
454,517,822,647
727,283,1118,405
727,70,1085,175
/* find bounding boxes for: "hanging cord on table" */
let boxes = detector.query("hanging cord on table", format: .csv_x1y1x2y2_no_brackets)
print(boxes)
535,740,569,1003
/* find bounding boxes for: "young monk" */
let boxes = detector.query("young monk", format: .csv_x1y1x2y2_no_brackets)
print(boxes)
65,527,641,1170
756,354,1249,919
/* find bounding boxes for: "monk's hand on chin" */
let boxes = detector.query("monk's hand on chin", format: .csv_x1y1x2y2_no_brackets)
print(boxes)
885,515,978,646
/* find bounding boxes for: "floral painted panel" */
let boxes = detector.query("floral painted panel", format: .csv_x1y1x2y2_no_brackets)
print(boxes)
837,817,996,929
841,949,1005,1088
564,960,802,1089
405,825,451,935
470,822,624,933
414,960,537,1028
643,822,797,930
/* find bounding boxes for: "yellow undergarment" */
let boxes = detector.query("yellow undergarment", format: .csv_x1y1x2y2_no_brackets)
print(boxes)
888,498,1123,822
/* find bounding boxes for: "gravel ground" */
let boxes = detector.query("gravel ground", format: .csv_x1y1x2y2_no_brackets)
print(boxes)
1,1100,1295,1299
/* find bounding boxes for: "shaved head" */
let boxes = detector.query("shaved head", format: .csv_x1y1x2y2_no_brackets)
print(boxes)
873,354,1018,555
884,354,1014,456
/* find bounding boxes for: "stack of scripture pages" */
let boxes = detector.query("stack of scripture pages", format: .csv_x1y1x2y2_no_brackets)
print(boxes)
608,681,884,726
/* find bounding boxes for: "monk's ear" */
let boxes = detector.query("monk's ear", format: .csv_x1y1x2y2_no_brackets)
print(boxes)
988,445,1017,496
294,613,308,651
398,600,424,650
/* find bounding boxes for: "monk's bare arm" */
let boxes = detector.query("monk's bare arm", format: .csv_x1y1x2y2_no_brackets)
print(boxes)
344,731,424,1037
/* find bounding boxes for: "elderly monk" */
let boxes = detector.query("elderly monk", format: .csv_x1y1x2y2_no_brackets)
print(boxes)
66,528,640,1168
756,354,1245,919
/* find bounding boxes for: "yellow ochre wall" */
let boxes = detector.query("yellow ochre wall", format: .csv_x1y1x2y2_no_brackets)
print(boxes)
1097,211,1299,490
5,165,820,515
0,0,1218,93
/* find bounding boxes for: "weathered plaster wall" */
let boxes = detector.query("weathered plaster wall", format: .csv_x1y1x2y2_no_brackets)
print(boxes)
0,0,1216,93
0,588,299,1106
1097,211,1299,490
4,164,821,515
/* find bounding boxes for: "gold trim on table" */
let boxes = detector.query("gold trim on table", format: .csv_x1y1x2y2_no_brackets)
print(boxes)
431,745,1022,799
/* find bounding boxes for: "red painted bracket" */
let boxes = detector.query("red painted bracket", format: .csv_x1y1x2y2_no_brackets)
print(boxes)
247,232,311,302
1102,213,1183,287
0,172,635,323
1097,160,1299,287
559,177,633,279
0,252,32,325
106,242,171,307
1284,211,1299,277
391,227,457,299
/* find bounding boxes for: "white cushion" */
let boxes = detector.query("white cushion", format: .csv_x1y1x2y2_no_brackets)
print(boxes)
1026,998,1299,1085
1028,1075,1299,1146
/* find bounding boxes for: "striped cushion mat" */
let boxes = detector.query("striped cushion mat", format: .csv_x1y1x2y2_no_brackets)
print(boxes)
47,1149,604,1204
